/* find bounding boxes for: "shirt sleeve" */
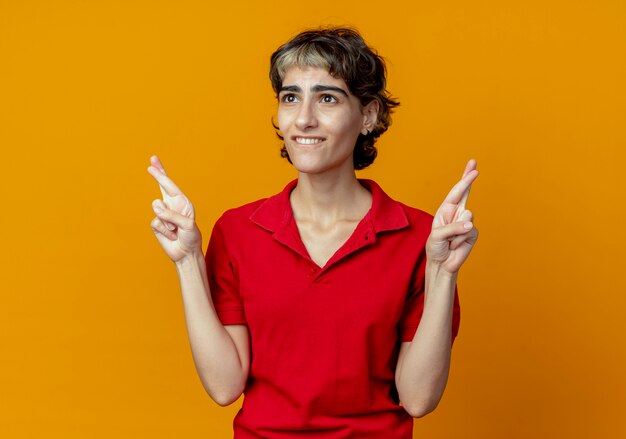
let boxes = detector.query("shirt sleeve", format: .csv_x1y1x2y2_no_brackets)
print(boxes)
205,216,247,326
398,266,461,346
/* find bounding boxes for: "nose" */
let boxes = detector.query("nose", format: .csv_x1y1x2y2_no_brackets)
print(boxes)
295,99,317,130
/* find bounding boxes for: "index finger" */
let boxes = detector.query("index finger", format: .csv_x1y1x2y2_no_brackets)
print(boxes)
458,159,478,210
147,164,183,198
150,155,167,175
442,163,478,208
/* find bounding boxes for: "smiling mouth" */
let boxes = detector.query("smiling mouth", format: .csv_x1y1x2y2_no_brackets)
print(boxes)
293,136,326,145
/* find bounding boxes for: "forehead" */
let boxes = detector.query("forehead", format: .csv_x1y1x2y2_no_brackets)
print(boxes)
282,65,348,89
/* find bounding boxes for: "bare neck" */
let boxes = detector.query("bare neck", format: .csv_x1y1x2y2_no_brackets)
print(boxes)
290,171,373,225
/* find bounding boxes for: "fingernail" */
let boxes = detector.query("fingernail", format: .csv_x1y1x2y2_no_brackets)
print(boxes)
464,222,473,229
153,205,163,214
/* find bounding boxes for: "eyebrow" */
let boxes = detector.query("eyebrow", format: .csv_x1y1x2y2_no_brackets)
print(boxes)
279,84,349,98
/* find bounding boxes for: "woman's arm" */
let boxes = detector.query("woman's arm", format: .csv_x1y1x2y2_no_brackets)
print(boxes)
175,250,250,406
147,155,249,406
395,262,456,417
396,159,479,417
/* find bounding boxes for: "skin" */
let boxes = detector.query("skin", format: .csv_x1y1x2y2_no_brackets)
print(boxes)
427,159,479,274
396,160,479,416
147,65,479,416
277,66,379,267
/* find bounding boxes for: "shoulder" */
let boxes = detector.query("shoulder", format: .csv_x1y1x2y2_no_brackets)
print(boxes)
213,180,295,232
366,178,434,232
214,197,269,231
397,201,435,228
389,201,434,246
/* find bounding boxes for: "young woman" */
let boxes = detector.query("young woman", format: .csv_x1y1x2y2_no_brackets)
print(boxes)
148,27,479,438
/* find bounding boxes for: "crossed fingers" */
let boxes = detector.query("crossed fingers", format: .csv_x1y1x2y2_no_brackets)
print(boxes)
147,155,182,231
147,155,183,201
443,159,478,212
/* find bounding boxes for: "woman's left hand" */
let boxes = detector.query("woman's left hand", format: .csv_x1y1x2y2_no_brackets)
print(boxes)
426,159,480,274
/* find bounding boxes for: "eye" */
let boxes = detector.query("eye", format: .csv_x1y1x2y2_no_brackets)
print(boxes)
280,93,298,103
321,94,338,103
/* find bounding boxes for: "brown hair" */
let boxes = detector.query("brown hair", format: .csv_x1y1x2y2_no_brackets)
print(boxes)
269,26,400,170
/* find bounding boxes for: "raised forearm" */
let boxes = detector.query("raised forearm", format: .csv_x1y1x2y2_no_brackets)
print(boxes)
175,250,248,405
396,262,457,417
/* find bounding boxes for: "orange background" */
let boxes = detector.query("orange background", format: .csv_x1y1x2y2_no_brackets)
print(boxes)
1,1,624,437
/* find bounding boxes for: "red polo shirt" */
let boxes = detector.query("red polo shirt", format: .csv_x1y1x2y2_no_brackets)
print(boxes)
205,178,460,438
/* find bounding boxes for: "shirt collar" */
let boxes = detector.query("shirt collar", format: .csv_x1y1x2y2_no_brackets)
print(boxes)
249,178,409,234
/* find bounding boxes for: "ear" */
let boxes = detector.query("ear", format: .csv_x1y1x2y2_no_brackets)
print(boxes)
361,100,380,135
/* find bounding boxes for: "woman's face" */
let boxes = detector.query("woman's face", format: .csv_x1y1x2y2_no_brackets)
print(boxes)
277,66,376,176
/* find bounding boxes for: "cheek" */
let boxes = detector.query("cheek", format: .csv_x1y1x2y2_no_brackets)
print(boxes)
276,112,285,132
329,114,362,138
319,112,348,132
277,109,292,134
336,106,363,129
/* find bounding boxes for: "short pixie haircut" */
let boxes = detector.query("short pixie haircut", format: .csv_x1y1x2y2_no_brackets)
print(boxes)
269,27,400,170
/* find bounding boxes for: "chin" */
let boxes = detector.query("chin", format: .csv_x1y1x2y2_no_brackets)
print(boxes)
291,162,328,175
286,151,322,173
291,159,352,176
286,146,353,176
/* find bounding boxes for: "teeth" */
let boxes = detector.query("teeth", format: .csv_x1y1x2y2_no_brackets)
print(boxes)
295,137,324,145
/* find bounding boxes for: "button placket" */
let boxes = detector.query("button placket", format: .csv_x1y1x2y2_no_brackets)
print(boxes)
308,265,323,282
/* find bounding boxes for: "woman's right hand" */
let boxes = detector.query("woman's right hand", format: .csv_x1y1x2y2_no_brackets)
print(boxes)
147,155,203,263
